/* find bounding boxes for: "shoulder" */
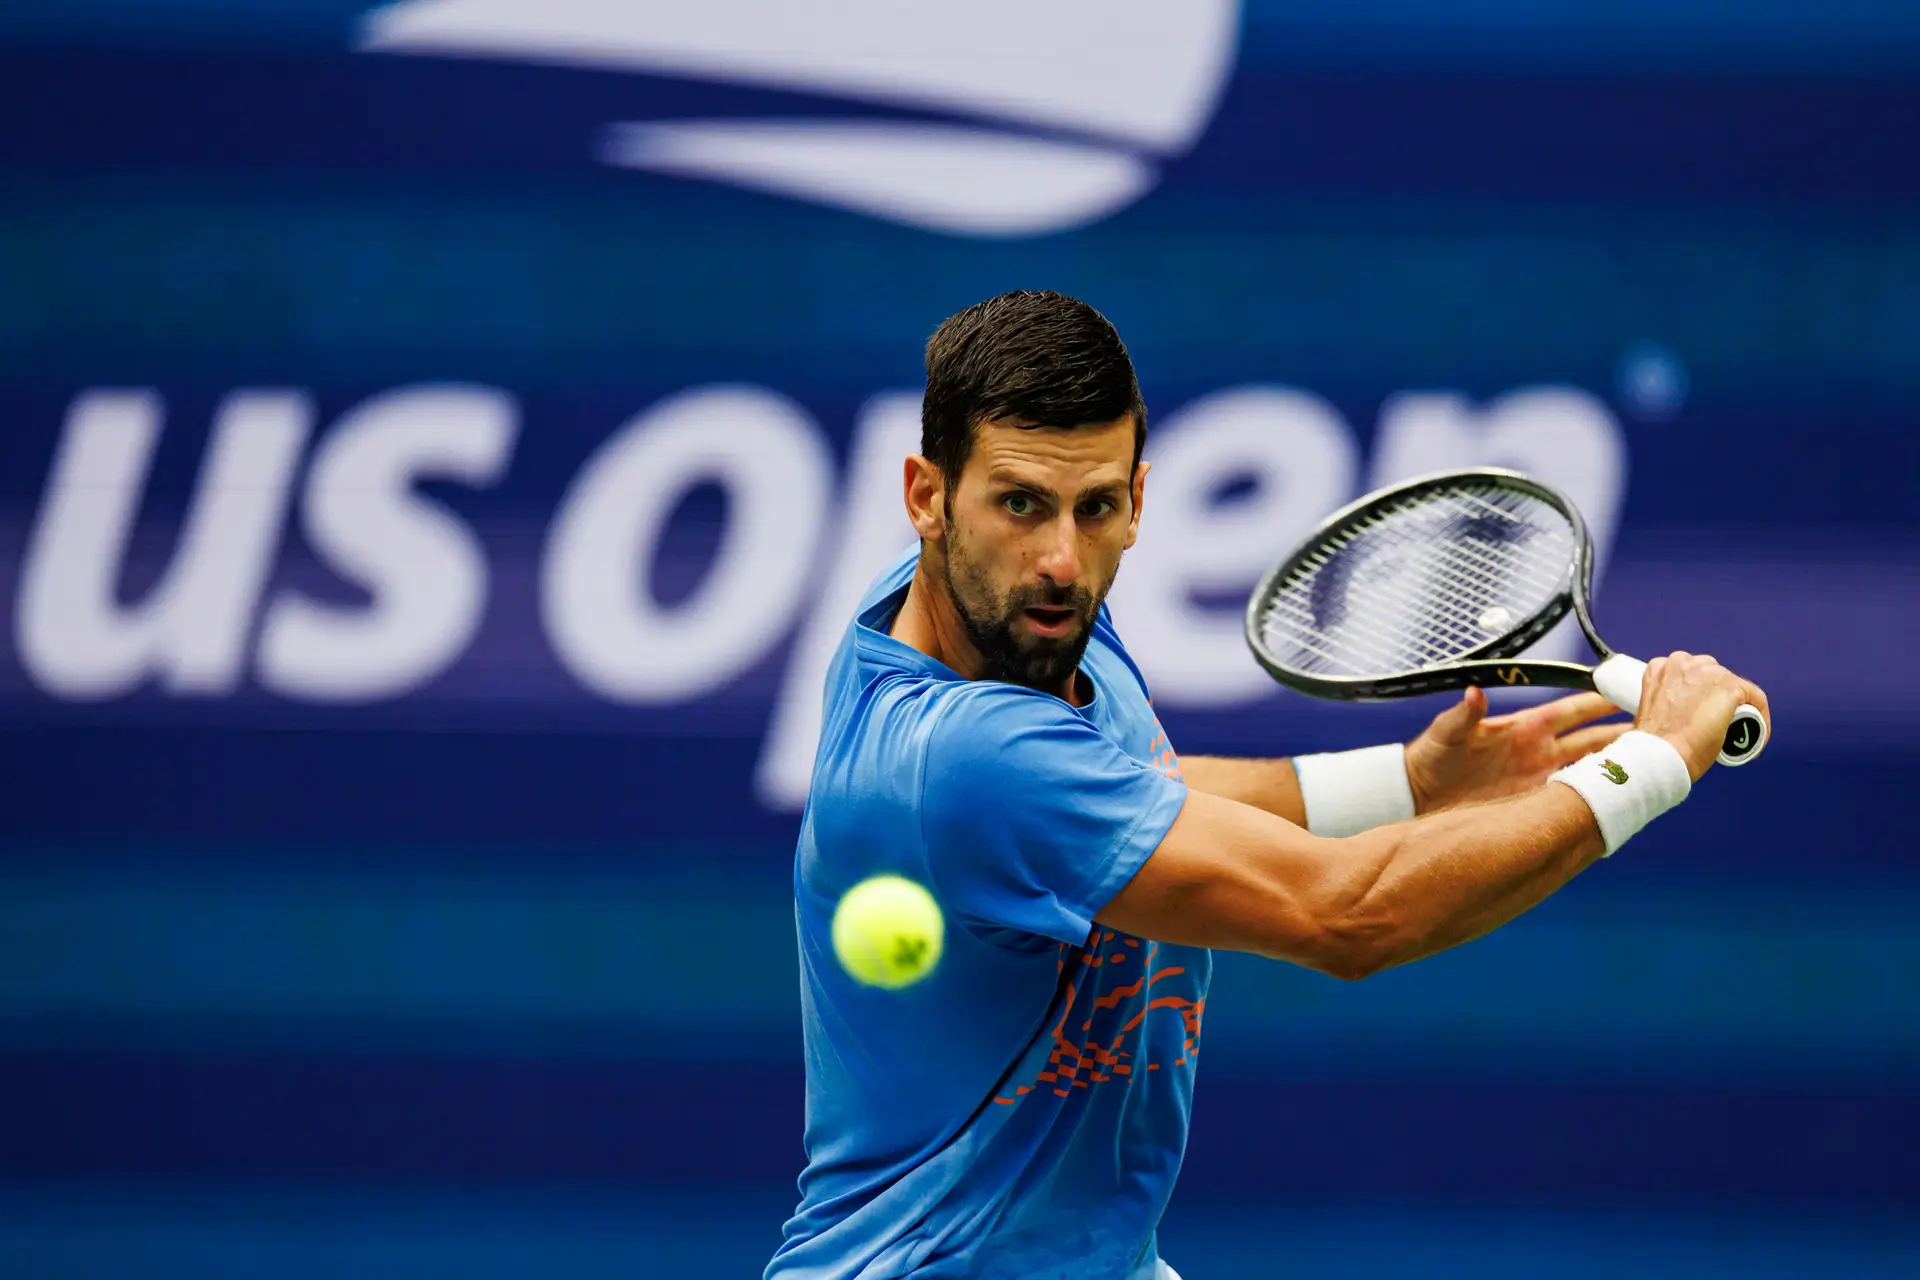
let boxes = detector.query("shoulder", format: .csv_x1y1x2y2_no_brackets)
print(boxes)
923,682,1088,760
919,685,1114,805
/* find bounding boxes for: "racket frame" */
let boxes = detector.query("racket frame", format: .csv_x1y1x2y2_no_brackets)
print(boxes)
1242,467,1615,701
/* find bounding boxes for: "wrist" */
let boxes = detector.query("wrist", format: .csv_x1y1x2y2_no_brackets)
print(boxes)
1549,730,1692,856
1651,730,1711,782
1402,745,1441,815
1293,743,1417,838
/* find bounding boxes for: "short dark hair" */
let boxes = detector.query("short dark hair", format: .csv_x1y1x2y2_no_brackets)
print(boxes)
921,291,1147,486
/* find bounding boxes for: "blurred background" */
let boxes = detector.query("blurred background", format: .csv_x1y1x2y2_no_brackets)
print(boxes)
2,2,1918,1276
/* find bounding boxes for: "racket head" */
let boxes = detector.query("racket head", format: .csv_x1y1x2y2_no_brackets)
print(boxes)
1244,468,1599,701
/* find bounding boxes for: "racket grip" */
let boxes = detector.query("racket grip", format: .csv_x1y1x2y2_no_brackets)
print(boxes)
1591,654,1769,768
1591,653,1648,716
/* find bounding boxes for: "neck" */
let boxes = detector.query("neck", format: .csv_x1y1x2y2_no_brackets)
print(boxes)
888,549,1082,704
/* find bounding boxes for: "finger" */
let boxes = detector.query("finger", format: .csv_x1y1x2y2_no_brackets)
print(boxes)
1529,691,1622,736
1553,721,1632,764
1425,687,1488,745
1641,656,1667,710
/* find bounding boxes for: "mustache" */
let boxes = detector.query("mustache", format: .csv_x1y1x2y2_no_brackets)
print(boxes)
1009,581,1095,615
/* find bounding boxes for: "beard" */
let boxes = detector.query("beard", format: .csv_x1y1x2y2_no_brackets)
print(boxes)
941,518,1111,692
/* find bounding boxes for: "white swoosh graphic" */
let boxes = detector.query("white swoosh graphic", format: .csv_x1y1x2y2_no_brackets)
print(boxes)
361,0,1239,151
600,120,1154,237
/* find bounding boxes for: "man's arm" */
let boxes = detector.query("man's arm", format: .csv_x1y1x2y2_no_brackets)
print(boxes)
1099,652,1767,979
1179,688,1637,830
1178,756,1306,824
1096,782,1601,979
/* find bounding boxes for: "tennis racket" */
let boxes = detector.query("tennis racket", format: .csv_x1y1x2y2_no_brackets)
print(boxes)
1243,467,1768,767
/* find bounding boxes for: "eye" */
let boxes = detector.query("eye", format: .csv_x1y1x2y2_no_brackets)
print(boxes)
1079,499,1116,519
1004,493,1038,517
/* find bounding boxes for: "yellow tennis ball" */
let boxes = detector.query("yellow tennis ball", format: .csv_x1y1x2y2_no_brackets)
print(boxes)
831,874,945,990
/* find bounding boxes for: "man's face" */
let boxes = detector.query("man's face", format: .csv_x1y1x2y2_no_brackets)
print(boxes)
938,416,1144,691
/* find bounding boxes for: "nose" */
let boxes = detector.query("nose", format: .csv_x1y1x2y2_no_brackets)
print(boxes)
1034,511,1081,587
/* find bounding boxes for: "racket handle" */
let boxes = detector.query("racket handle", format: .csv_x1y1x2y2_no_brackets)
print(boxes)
1719,705,1768,765
1591,654,1768,768
1590,653,1649,716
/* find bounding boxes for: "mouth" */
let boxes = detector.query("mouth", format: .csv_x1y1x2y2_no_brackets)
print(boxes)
1022,606,1079,639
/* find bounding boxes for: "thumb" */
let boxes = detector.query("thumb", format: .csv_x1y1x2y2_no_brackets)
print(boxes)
1424,686,1487,746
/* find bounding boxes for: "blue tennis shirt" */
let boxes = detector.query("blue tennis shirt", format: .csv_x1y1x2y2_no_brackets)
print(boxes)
768,548,1206,1280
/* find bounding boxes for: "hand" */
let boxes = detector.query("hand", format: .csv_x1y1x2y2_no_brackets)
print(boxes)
1404,686,1631,813
1633,651,1771,780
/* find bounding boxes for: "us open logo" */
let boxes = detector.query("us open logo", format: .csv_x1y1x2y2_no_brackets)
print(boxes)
9,384,1626,812
359,0,1242,236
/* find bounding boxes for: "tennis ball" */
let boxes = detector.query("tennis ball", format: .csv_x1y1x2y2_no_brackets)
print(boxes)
831,874,945,990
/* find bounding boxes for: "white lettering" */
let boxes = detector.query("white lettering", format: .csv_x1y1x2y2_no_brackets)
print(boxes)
756,391,921,809
1109,387,1358,706
542,385,833,702
256,385,518,701
15,390,309,699
1369,387,1626,662
8,377,1634,750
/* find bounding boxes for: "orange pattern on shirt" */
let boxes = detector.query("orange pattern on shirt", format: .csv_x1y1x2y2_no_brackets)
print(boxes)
988,714,1193,1106
992,937,1203,1105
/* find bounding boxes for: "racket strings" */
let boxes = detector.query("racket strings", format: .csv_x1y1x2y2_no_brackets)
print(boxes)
1266,530,1455,670
1255,482,1575,679
1279,488,1570,672
1322,490,1570,665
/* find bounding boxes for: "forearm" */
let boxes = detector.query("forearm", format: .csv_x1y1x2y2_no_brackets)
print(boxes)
1180,755,1306,825
1105,692,1715,975
1310,783,1604,976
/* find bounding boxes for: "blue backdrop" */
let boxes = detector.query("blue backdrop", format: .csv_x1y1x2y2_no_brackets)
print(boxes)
2,4,1918,1276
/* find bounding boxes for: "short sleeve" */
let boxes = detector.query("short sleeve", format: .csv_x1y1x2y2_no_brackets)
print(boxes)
919,689,1189,947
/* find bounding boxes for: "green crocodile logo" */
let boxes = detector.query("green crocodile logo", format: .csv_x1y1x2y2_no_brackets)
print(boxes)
1599,759,1628,785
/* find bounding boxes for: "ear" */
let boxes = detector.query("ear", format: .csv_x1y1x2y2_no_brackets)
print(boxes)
1123,459,1150,551
903,454,946,542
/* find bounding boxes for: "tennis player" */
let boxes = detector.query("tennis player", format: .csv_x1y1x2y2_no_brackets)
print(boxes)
766,291,1768,1280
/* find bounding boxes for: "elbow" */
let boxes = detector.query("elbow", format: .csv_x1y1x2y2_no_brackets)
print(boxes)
1316,950,1388,982
1240,829,1427,979
1290,832,1427,981
1310,942,1395,982
1300,905,1420,982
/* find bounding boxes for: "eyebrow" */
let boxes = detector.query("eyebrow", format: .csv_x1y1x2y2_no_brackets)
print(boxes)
986,469,1127,503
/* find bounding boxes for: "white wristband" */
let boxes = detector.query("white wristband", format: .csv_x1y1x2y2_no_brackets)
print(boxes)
1293,743,1417,838
1550,730,1692,856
